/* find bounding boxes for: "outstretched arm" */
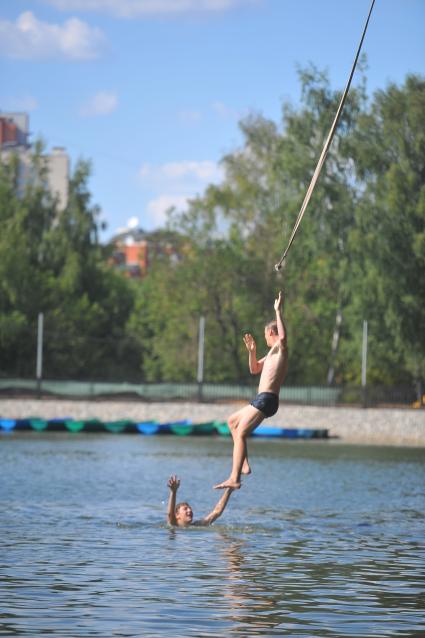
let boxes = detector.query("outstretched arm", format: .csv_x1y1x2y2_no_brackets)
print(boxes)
167,475,180,525
198,488,233,526
274,291,287,345
243,333,265,374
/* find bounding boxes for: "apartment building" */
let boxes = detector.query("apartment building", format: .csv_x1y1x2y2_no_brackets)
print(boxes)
0,112,69,210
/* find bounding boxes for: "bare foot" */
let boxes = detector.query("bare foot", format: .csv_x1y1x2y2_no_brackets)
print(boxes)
242,460,251,475
214,479,241,490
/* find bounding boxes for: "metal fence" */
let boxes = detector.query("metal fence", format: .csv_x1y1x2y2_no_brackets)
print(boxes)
0,377,422,408
1,318,423,408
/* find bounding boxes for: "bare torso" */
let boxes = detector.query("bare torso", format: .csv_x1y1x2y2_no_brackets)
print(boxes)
258,340,288,395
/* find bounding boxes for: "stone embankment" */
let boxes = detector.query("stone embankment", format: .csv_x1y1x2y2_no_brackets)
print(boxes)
1,398,425,447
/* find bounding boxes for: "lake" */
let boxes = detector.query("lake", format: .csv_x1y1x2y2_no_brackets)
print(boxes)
1,433,424,637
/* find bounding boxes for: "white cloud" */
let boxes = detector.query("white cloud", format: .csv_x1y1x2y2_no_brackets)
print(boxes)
0,11,105,60
0,95,38,112
147,195,190,226
211,100,242,120
79,92,118,117
139,159,223,228
139,160,223,188
43,0,259,18
178,109,202,125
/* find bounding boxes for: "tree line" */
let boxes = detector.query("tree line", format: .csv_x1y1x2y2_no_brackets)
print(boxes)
0,68,424,388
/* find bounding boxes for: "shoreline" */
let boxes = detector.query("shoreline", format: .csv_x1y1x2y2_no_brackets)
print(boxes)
1,398,425,447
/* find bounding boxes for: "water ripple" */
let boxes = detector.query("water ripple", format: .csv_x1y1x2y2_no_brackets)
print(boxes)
1,436,425,636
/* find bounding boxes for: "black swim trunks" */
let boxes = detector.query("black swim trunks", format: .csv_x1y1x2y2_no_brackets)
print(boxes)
250,392,279,418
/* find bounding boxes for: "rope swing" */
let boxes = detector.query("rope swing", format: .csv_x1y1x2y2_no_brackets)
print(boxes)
274,0,376,271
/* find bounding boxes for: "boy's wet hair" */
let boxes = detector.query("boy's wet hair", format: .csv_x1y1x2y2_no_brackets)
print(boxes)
265,320,278,335
175,501,190,514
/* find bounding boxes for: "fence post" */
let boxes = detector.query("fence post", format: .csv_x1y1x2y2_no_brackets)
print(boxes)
361,319,368,408
36,313,44,399
197,316,205,402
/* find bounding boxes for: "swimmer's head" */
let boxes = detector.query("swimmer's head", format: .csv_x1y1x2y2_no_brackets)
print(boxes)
175,501,193,526
264,320,278,346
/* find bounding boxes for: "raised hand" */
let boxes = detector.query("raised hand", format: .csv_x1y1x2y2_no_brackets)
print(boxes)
274,291,283,312
243,333,256,352
167,475,180,492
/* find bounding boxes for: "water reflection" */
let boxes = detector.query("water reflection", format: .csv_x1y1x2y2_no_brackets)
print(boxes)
217,531,284,635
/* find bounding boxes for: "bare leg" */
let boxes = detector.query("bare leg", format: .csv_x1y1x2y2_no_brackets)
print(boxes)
242,450,251,475
228,412,251,475
214,406,264,489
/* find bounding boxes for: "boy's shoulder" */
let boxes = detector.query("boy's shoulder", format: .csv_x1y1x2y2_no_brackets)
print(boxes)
268,339,286,354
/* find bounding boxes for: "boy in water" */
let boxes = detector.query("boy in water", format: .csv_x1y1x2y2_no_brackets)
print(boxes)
214,291,288,490
167,475,234,527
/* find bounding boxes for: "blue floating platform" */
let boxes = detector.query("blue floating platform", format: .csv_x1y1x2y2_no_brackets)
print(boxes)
252,426,328,439
162,419,192,435
0,418,16,432
136,419,192,435
47,417,73,432
2,416,328,439
136,421,160,435
15,419,32,430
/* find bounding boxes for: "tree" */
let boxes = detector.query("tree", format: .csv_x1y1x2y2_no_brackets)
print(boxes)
128,238,267,383
0,145,58,375
346,74,425,385
2,69,423,390
165,64,365,384
0,149,138,380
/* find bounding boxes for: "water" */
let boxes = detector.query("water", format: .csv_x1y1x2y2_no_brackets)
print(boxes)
1,433,424,637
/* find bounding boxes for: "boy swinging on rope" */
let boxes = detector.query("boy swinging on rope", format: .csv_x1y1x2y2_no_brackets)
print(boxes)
214,291,288,490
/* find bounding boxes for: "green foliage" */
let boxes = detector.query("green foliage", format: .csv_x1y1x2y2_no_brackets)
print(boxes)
345,74,425,382
154,68,423,386
0,150,137,379
1,69,424,389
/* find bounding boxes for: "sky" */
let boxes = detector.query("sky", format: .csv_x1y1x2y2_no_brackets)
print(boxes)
0,0,424,242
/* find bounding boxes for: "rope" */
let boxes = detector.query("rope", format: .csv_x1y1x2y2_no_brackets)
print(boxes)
274,0,376,271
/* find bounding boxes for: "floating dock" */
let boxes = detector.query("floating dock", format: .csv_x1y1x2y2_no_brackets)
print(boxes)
0,417,328,439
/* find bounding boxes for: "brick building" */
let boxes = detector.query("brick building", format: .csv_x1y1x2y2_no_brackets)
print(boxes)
110,227,181,278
